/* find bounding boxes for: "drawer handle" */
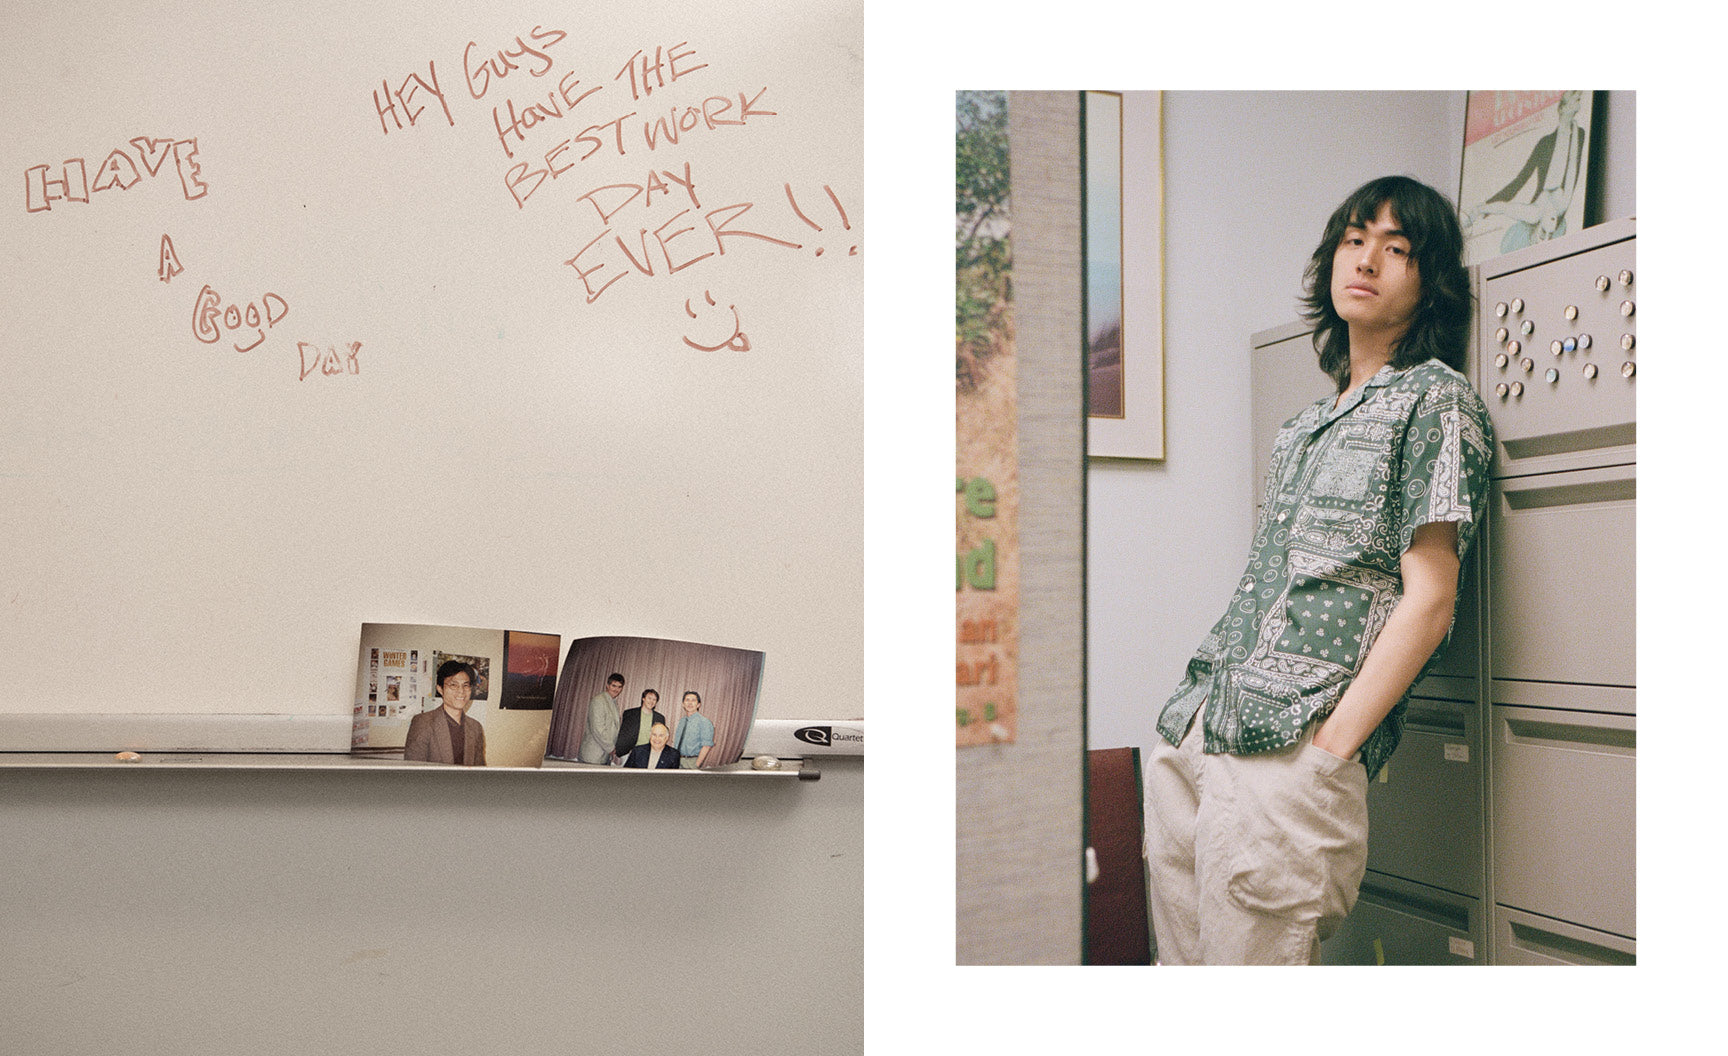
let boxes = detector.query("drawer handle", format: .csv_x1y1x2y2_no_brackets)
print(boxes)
1500,422,1635,462
1506,918,1635,965
1501,476,1635,510
1357,876,1471,932
1502,716,1635,754
1405,708,1467,737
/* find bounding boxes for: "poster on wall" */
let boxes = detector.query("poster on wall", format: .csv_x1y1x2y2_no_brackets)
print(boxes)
955,90,1018,747
1459,91,1595,265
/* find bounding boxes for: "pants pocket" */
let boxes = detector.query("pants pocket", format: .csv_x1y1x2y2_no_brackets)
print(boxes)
1223,743,1369,926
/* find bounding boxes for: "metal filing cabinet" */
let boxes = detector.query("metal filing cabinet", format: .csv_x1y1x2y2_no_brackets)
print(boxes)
1364,697,1481,898
1490,696,1635,938
1330,694,1488,965
1490,465,1635,689
1492,905,1636,966
1320,871,1484,965
1479,219,1635,962
1251,219,1636,964
1481,220,1637,474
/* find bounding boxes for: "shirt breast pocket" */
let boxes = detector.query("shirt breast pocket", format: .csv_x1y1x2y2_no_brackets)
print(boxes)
1307,421,1395,505
1310,448,1378,503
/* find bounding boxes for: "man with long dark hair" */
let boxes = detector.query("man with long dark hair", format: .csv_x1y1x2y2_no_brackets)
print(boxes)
1143,175,1493,964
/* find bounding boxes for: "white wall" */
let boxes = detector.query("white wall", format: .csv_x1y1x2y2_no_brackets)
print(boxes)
0,759,860,1054
1086,91,1637,753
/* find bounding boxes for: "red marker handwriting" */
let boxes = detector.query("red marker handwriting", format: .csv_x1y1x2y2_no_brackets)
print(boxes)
682,290,750,352
194,285,288,354
24,136,206,213
785,184,857,257
298,341,361,380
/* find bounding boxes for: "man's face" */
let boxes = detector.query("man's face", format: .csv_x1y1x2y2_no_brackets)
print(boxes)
649,724,670,749
682,693,700,715
641,692,658,711
1330,201,1421,344
606,679,624,699
440,672,473,715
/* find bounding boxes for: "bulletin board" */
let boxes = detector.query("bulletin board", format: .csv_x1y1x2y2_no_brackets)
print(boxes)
0,0,862,736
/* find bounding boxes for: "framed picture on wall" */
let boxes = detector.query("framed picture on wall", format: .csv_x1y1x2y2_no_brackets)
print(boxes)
1084,90,1164,461
1458,91,1596,265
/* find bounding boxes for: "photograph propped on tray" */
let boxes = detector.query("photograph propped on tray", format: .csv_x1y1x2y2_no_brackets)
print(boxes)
546,636,765,770
351,623,561,768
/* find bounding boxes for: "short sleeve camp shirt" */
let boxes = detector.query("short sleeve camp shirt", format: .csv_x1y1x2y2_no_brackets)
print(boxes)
1155,359,1494,780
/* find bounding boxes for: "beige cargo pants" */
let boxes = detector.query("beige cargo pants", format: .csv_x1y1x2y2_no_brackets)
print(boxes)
1143,705,1370,965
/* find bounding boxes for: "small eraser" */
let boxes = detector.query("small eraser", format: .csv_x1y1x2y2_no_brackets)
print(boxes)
115,751,143,763
751,755,781,770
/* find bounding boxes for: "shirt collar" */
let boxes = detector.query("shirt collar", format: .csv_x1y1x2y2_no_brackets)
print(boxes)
1324,362,1405,422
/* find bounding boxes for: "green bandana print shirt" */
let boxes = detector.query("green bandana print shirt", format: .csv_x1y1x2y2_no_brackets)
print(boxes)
1156,359,1494,780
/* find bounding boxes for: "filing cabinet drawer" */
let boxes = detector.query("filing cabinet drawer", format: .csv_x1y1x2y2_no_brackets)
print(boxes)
1479,225,1635,469
1493,905,1635,965
1365,698,1480,897
1320,871,1482,965
1491,704,1635,938
1489,464,1634,690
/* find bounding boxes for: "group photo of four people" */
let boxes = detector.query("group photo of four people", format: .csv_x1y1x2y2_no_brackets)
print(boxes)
578,673,717,769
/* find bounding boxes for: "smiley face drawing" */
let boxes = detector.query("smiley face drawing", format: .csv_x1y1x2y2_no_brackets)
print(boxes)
681,290,751,352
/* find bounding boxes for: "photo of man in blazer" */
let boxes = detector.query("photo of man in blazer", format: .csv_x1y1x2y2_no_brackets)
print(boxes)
404,660,488,766
614,688,668,759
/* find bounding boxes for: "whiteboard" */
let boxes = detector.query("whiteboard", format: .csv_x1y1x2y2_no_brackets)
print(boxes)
0,0,862,732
